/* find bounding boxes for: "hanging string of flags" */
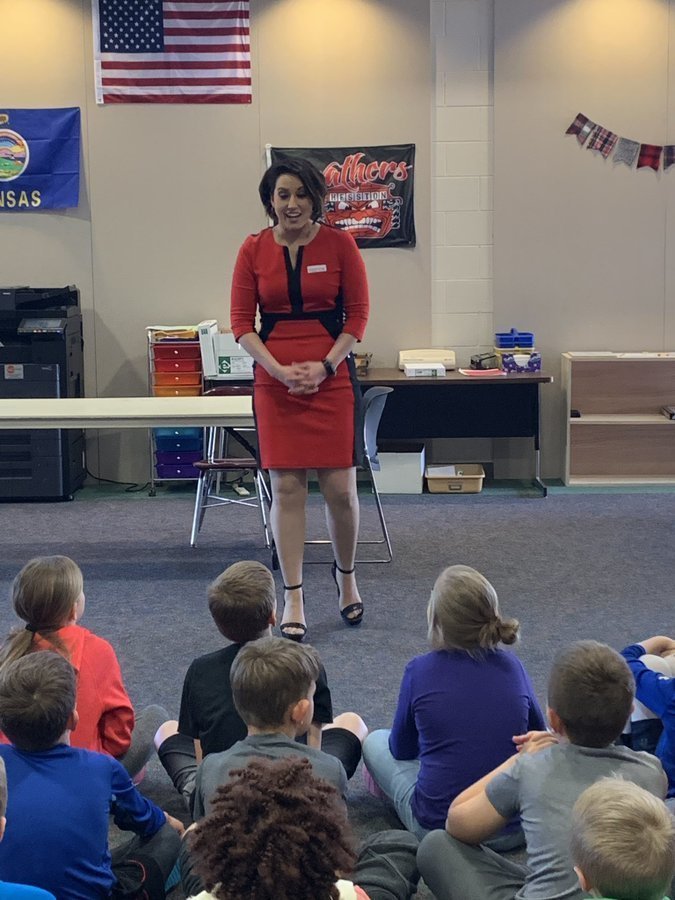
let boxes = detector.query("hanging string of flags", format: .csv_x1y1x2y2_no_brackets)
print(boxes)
566,113,675,171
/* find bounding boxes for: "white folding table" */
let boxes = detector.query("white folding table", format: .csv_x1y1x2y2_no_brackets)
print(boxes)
0,395,254,430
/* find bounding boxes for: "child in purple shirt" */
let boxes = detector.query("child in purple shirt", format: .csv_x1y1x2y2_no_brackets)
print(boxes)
362,564,544,841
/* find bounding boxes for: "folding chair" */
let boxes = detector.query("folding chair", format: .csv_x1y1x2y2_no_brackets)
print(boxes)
189,385,272,552
301,385,394,564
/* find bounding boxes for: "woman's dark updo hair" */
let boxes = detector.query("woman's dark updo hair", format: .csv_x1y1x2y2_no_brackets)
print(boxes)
258,157,327,224
189,756,356,899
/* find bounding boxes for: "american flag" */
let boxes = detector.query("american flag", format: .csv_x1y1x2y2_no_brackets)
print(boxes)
92,0,251,104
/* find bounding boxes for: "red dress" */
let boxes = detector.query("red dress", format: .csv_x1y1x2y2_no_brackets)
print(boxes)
230,225,369,469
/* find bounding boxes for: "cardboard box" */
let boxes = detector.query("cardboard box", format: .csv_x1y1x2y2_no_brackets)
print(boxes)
425,464,485,494
375,443,425,494
198,322,253,379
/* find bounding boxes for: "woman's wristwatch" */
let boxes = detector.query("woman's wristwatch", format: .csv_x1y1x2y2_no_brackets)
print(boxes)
321,358,337,377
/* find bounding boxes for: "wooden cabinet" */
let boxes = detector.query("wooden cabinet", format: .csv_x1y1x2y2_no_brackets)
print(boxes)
562,352,675,484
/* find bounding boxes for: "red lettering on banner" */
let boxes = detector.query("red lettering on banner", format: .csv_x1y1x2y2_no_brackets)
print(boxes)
324,152,410,191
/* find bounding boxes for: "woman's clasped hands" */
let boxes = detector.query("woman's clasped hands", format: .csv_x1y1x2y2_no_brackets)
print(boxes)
279,360,327,395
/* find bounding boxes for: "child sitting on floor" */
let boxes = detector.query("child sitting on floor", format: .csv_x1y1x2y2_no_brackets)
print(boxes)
156,560,366,809
621,635,675,796
0,757,55,899
362,564,544,842
417,640,668,900
193,636,363,819
0,651,183,899
184,757,369,900
571,777,675,900
0,555,167,778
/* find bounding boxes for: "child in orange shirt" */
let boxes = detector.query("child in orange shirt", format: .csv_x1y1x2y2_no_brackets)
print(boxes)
0,556,167,777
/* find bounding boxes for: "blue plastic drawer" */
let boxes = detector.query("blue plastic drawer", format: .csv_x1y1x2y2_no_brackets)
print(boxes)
154,436,203,452
155,463,200,479
155,450,203,465
153,427,202,439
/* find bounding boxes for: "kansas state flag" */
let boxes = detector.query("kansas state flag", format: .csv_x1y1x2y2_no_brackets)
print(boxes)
0,108,80,211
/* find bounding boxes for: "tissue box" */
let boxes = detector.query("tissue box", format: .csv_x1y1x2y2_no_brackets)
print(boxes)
497,350,542,373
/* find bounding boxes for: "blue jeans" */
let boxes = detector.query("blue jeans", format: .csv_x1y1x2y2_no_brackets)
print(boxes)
362,729,428,840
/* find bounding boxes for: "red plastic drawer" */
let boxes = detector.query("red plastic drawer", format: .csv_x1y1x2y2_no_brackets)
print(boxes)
153,372,202,386
153,342,201,360
154,358,202,373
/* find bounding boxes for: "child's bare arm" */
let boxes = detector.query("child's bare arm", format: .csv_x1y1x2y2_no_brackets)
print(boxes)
194,739,203,764
446,790,509,843
447,732,555,843
638,636,675,656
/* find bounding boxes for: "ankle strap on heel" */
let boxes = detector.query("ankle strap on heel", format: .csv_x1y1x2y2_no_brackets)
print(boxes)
334,564,355,575
283,583,303,591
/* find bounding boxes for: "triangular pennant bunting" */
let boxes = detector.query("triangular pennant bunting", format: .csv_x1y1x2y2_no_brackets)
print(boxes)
637,144,662,171
613,138,640,167
566,114,673,173
587,127,618,158
566,113,589,135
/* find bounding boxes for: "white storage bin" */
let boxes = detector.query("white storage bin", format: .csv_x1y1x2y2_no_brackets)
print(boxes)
375,442,425,494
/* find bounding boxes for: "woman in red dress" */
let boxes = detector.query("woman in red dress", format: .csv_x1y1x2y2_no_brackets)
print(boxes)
230,158,370,641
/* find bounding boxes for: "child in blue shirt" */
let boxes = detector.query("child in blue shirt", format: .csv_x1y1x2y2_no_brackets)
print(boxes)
0,651,183,899
622,634,675,796
0,757,54,899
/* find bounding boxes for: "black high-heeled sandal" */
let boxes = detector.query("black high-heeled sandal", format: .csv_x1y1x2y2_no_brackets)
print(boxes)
280,583,307,643
331,562,364,627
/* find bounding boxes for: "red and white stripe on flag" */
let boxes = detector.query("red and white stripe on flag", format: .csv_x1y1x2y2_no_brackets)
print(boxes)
92,0,251,104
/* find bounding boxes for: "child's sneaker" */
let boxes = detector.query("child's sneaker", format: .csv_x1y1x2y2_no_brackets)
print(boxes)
362,766,386,800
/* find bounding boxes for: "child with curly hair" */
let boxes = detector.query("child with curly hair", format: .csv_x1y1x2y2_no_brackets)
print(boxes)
185,756,367,899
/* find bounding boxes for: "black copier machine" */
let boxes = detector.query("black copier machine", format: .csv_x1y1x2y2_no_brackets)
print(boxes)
0,286,85,500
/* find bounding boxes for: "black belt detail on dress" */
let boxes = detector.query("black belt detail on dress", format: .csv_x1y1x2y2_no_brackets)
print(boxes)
259,307,345,342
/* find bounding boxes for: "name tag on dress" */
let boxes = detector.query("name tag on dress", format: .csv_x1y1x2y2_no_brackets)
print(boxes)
306,264,327,273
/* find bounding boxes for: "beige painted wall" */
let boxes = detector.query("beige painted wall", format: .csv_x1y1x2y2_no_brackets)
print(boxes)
1,0,431,482
494,0,675,478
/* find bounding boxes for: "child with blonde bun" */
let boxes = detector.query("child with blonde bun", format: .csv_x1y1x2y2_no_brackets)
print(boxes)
362,564,544,842
0,555,167,777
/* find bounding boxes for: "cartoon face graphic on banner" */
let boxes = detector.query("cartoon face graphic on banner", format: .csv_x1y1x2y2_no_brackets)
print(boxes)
270,145,416,248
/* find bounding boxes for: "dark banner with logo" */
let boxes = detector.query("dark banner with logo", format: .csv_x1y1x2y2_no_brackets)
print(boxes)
0,108,80,211
270,144,415,248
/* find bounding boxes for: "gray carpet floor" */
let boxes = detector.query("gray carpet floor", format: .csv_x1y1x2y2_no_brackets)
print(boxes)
1,485,674,896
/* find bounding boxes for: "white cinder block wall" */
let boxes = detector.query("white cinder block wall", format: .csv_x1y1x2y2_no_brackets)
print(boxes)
432,0,494,366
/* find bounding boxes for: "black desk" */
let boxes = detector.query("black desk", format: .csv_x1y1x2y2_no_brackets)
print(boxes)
358,368,553,496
